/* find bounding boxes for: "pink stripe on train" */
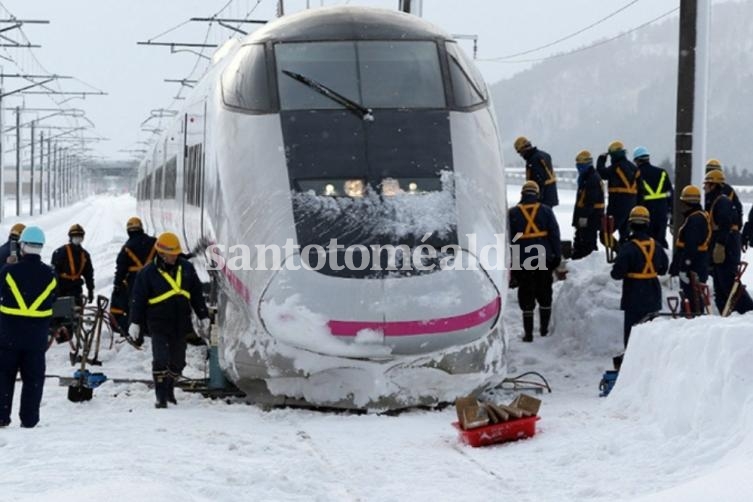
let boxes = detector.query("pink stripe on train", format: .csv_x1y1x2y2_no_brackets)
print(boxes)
327,296,501,337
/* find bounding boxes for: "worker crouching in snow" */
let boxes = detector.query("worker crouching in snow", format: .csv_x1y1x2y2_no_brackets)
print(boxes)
0,227,56,428
508,181,562,342
610,206,668,347
129,232,210,408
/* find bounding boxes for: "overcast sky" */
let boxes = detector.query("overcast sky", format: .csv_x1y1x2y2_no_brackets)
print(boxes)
0,0,681,161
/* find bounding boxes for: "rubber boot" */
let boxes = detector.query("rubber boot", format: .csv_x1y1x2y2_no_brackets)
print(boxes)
522,311,534,342
153,372,168,409
166,372,177,405
540,306,552,336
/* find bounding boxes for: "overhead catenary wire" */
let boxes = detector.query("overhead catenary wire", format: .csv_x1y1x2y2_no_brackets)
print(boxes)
482,0,643,61
478,7,679,65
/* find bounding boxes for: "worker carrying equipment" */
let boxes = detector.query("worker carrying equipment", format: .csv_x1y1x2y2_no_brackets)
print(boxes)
51,224,95,305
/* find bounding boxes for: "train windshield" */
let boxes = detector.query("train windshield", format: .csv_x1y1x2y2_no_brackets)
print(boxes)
275,41,445,110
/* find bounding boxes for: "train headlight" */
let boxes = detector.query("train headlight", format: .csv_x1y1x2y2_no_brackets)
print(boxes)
381,178,401,197
408,181,418,193
344,179,365,198
324,183,337,196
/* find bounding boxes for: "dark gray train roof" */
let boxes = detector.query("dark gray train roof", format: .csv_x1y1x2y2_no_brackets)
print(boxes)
247,6,453,43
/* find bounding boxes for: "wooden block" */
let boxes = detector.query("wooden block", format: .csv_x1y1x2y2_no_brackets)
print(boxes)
461,405,490,430
455,396,479,423
510,393,541,416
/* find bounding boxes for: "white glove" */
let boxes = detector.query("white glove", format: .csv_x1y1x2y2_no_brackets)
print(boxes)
199,318,211,338
678,271,690,285
578,217,588,229
128,323,141,339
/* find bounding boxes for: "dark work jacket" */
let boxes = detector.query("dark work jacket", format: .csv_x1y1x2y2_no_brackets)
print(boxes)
51,243,94,298
572,166,605,226
637,161,673,219
597,154,639,215
522,147,559,207
0,254,57,351
670,205,711,283
611,230,668,312
719,183,743,229
0,238,20,265
508,193,562,267
130,257,208,337
706,189,736,247
114,231,157,290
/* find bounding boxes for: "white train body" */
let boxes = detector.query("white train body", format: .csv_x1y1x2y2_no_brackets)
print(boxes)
137,6,508,409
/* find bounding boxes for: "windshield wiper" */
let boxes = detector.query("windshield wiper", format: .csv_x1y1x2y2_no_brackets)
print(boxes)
282,69,374,122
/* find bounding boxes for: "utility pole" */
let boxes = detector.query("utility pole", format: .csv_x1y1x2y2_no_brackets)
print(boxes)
39,130,44,214
673,0,710,233
52,143,57,208
46,137,50,212
30,120,34,215
0,87,4,222
14,106,19,216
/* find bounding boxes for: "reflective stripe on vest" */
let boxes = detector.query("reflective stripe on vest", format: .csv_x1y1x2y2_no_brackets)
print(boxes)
60,244,86,280
608,166,638,194
541,158,557,186
626,239,658,279
147,265,191,305
517,203,548,239
577,186,605,209
708,194,738,232
642,171,670,201
675,210,711,252
125,246,156,273
0,273,57,318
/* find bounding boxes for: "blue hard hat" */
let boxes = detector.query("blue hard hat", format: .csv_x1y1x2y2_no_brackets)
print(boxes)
633,146,650,160
19,226,45,246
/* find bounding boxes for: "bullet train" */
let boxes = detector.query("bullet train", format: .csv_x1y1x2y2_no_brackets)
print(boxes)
136,6,508,409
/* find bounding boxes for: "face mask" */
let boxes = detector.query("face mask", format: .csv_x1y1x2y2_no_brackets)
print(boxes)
71,236,83,245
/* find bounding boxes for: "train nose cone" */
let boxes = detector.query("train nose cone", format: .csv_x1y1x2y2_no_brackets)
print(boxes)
259,251,501,358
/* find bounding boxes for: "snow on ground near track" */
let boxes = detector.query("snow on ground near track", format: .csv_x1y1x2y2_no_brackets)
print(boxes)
1,193,753,501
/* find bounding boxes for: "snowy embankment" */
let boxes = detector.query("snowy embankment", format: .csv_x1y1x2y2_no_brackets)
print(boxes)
1,193,753,501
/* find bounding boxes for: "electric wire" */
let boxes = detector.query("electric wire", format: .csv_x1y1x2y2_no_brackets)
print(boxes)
483,0,643,61
478,7,679,64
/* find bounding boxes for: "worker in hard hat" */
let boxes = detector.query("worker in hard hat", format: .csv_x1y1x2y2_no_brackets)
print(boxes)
50,224,95,304
0,223,26,265
610,206,668,347
129,232,210,408
0,226,57,428
571,150,604,259
513,136,559,208
597,141,640,244
634,146,672,248
111,217,157,337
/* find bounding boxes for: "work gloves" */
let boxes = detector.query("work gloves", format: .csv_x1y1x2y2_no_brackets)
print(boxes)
678,271,690,285
713,243,726,265
577,217,588,229
129,323,140,339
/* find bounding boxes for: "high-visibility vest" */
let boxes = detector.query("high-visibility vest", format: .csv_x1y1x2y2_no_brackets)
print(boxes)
577,185,604,209
608,166,638,194
516,203,549,239
148,265,191,305
125,246,156,273
675,210,711,252
0,273,57,318
626,239,658,279
642,171,670,201
59,244,87,280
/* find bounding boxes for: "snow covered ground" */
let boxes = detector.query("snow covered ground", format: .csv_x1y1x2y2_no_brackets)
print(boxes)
1,191,752,501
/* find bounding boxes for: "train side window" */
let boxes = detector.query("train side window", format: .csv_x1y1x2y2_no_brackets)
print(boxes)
221,45,274,112
445,42,487,109
185,144,203,206
164,156,177,199
146,173,152,201
154,166,163,200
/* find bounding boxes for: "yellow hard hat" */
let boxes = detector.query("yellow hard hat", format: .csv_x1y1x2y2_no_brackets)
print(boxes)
703,169,725,185
514,136,532,153
9,223,26,238
126,217,143,232
521,180,540,195
705,158,722,172
68,224,85,237
575,150,593,165
628,205,650,224
608,140,625,154
680,185,702,203
155,232,182,255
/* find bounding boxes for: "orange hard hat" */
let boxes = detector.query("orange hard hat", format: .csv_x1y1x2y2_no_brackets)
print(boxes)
155,232,182,255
